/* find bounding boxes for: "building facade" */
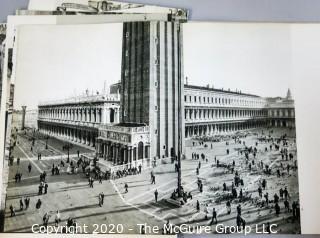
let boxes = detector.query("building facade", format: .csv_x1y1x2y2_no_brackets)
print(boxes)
97,19,185,165
37,84,295,165
184,85,268,138
267,89,295,128
38,93,120,147
184,85,295,138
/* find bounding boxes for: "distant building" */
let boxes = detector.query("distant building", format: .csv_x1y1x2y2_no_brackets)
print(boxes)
38,93,120,147
266,89,295,128
109,82,121,94
184,85,294,138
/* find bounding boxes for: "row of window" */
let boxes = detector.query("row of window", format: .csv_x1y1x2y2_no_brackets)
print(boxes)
269,109,295,117
38,107,104,116
185,108,267,120
184,94,265,107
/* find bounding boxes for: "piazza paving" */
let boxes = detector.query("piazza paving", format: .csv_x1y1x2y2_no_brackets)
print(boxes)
3,127,300,234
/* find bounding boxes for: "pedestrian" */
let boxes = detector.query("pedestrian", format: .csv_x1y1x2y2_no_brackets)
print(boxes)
54,210,61,226
43,212,50,226
151,175,156,184
154,189,158,203
101,192,104,205
211,207,217,224
223,182,227,191
98,193,102,207
279,188,284,199
36,199,42,209
204,205,209,220
284,187,289,200
44,183,48,194
19,198,24,210
236,214,242,228
274,193,279,204
239,189,243,199
284,199,290,212
275,202,280,216
124,183,128,193
25,197,30,209
264,192,269,206
9,205,15,217
38,184,43,195
196,200,200,212
99,173,103,184
89,177,94,188
28,163,32,173
262,179,267,190
237,204,241,216
226,200,231,214
292,201,297,220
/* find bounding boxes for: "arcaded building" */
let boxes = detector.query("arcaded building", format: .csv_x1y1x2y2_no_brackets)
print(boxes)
184,85,295,138
184,85,268,138
38,93,120,147
37,83,295,166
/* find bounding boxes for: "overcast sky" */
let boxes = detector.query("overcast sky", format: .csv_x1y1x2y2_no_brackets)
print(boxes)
183,22,292,98
14,23,123,109
13,22,293,109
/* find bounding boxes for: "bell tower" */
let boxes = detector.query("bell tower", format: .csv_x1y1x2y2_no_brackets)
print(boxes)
120,20,185,159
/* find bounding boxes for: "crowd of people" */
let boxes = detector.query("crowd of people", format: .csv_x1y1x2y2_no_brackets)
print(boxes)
188,129,300,231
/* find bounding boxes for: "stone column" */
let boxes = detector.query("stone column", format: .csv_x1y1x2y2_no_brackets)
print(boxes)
128,147,132,166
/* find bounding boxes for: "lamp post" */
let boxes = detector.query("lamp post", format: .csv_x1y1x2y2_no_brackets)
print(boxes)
177,22,183,197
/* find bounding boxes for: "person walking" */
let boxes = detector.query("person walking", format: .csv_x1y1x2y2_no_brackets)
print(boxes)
204,205,209,220
44,183,48,194
9,205,15,217
54,210,61,226
226,200,231,214
98,193,102,207
211,207,218,224
154,189,158,203
19,198,24,210
36,199,42,209
151,175,156,184
196,200,200,212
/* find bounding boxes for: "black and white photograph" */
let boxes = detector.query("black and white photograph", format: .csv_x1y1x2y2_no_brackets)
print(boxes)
0,2,300,234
